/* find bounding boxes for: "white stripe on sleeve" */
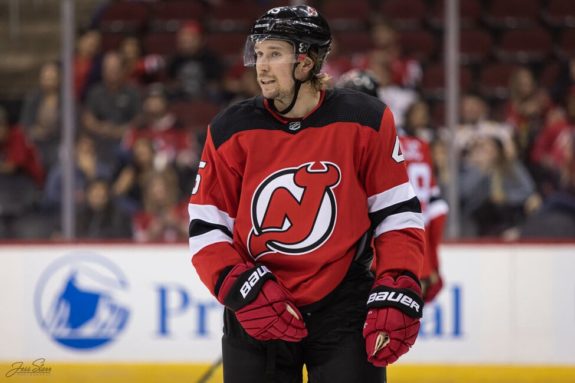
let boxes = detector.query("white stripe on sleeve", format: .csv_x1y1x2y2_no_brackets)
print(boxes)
188,203,235,233
189,230,233,256
367,182,417,213
374,211,425,236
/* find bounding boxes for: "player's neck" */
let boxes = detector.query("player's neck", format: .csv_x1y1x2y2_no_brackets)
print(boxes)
277,84,321,119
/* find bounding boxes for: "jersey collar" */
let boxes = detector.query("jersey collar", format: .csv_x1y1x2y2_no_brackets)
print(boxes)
262,90,326,127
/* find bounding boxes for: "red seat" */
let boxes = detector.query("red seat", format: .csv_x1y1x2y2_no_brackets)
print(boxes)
379,0,427,30
149,1,207,32
204,33,247,64
428,0,482,29
431,101,445,126
557,29,575,59
484,0,540,29
400,30,438,63
321,0,370,31
540,62,561,88
543,0,575,28
98,1,149,33
334,31,373,55
478,62,519,100
143,33,177,56
210,2,264,32
101,32,125,52
459,29,493,64
495,28,553,63
421,63,473,100
170,101,221,133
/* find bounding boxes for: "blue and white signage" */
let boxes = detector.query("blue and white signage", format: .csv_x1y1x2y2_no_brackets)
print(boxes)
34,253,130,350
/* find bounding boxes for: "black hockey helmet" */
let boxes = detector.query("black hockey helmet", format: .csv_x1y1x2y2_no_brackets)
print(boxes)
335,69,380,98
243,5,332,75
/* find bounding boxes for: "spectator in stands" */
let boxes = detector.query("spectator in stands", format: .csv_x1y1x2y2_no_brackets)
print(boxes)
505,66,553,170
550,58,575,106
455,93,514,164
0,107,45,238
43,134,110,212
356,19,422,89
372,61,418,128
123,84,200,195
82,51,141,167
222,60,260,105
133,169,188,242
461,92,489,125
167,20,224,102
112,137,157,214
403,100,435,142
74,29,102,101
118,35,165,86
76,178,132,239
459,132,540,238
19,61,61,171
521,129,575,238
531,86,575,197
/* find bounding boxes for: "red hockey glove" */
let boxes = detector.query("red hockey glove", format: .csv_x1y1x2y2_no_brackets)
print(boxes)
421,272,443,303
363,272,423,367
216,264,307,342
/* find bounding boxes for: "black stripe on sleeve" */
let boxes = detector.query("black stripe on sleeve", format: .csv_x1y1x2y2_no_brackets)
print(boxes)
189,219,233,239
214,265,234,297
368,196,422,229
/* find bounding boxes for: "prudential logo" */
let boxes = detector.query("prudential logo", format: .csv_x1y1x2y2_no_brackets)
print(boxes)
34,253,130,350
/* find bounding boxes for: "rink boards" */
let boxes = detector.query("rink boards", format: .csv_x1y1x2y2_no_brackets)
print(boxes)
0,242,574,382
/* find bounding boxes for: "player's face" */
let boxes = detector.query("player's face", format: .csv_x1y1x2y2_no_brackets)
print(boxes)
254,39,297,101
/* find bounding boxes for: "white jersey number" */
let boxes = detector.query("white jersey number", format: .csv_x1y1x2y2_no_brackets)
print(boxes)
191,161,207,195
392,136,405,163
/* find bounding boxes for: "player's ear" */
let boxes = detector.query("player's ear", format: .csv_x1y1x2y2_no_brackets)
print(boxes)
296,55,315,80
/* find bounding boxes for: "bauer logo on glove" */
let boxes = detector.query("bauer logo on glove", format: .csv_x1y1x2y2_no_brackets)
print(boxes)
239,265,271,298
363,272,424,367
216,263,308,342
366,286,422,318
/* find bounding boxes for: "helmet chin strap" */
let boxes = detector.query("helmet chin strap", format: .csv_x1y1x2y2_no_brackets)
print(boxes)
268,62,305,116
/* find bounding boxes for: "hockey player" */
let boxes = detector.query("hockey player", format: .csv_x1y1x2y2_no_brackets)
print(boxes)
188,6,425,382
336,69,448,302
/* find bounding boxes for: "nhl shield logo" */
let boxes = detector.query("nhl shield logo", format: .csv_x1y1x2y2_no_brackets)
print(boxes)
248,161,341,259
288,121,301,131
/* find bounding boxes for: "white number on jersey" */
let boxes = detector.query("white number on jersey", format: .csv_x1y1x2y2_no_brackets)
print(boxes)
392,136,405,163
191,161,207,195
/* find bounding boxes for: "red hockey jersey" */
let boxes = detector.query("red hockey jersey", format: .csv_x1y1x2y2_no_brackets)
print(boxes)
189,89,425,306
398,135,448,279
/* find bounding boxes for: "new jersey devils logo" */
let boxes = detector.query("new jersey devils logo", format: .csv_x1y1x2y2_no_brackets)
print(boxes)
248,162,341,259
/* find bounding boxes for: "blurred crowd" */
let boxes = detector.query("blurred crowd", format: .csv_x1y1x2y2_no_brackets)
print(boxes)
1,0,574,241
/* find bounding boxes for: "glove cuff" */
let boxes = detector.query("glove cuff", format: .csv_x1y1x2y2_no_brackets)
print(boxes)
367,274,424,319
219,264,276,311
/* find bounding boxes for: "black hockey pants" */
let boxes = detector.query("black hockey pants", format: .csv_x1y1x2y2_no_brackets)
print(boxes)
221,263,387,383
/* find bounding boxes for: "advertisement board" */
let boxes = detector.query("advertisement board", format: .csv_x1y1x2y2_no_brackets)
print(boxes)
0,243,574,381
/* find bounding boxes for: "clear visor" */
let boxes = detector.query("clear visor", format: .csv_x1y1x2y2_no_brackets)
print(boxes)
243,35,299,67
